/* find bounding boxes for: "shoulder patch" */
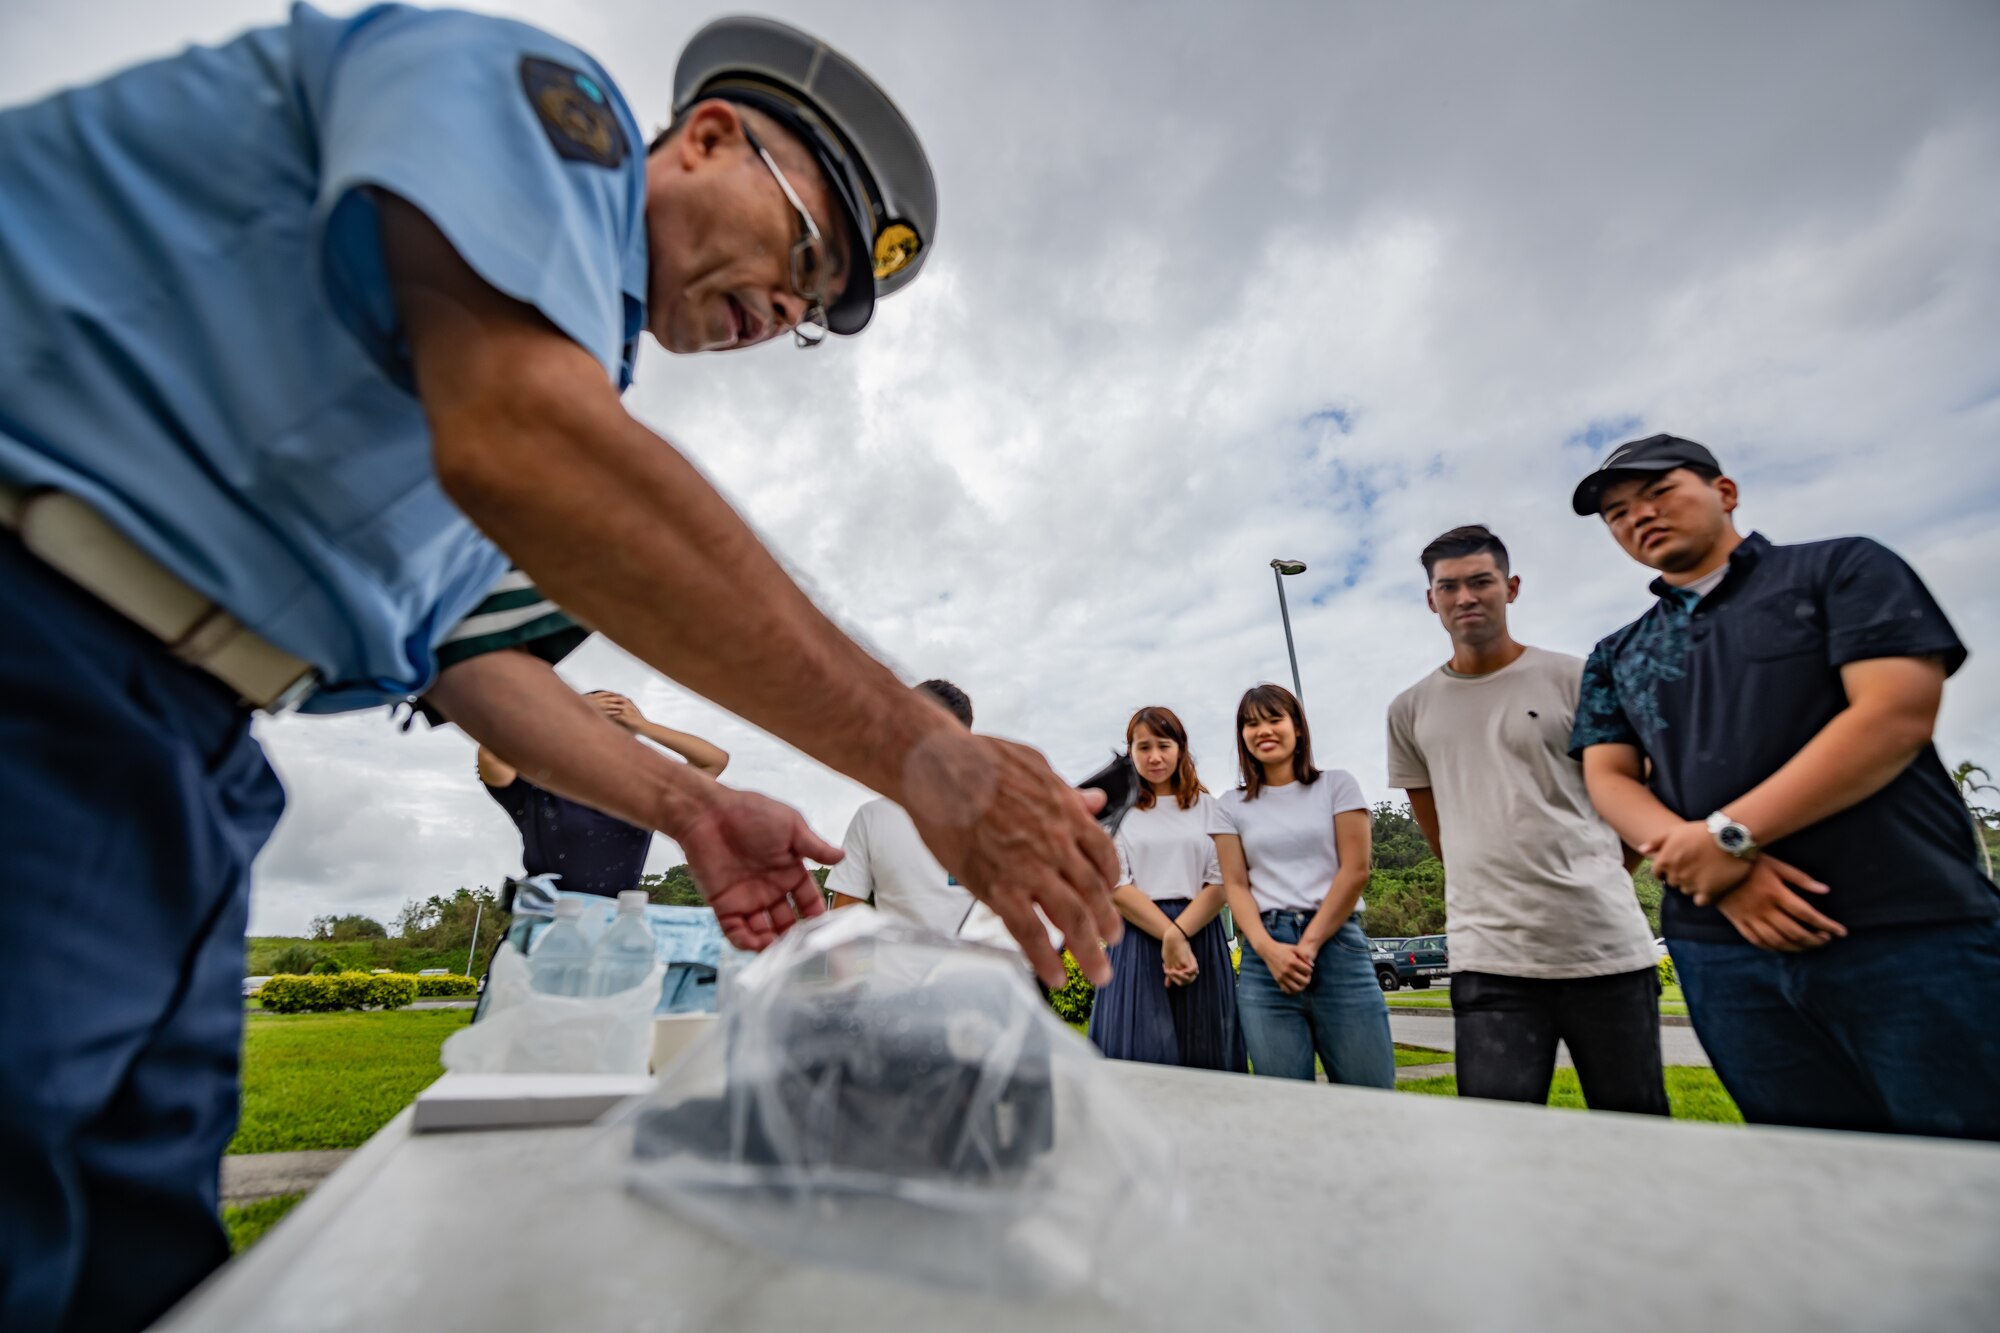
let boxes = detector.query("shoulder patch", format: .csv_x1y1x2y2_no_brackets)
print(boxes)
520,56,627,169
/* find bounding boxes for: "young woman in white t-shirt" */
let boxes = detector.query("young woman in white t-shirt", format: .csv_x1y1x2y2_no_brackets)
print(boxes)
1086,707,1247,1071
1211,684,1395,1086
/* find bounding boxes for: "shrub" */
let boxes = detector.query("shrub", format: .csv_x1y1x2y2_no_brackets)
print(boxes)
257,975,309,1013
268,944,325,976
368,974,418,1009
310,959,342,976
1046,951,1095,1026
1657,953,1676,988
253,972,417,1014
410,973,478,998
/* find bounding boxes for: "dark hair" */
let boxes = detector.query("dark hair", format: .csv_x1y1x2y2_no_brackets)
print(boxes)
1234,684,1319,799
1420,524,1510,579
1126,707,1207,812
916,679,973,729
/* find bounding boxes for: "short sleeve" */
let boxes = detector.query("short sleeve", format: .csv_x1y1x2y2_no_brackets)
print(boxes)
1384,689,1430,789
1569,638,1641,757
1324,770,1369,816
1200,837,1223,888
1114,832,1136,889
436,568,588,670
1207,796,1240,837
310,8,645,388
1821,538,1967,675
822,807,875,902
485,773,530,824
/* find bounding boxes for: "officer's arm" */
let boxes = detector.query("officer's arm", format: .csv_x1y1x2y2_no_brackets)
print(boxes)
429,649,725,834
379,193,945,797
379,195,1122,987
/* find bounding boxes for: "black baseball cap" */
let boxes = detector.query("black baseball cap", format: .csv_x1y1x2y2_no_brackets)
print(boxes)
1570,434,1723,516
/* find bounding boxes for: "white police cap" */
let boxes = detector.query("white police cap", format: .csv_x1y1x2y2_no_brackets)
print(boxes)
674,16,937,336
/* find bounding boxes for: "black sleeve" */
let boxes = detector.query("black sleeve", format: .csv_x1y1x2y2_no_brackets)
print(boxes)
1822,538,1967,676
485,772,532,824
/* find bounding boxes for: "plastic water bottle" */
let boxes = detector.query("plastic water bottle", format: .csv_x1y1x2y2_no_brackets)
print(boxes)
530,897,593,995
589,890,657,996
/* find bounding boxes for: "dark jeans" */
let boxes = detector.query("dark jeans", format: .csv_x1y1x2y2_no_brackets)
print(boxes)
1237,912,1396,1087
0,534,287,1332
1671,919,2000,1141
1450,968,1669,1114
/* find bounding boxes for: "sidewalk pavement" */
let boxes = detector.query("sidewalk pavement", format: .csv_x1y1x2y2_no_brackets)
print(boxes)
222,1150,353,1203
1389,1008,1711,1067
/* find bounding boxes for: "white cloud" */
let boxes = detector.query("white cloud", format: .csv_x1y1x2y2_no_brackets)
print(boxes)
5,0,1996,933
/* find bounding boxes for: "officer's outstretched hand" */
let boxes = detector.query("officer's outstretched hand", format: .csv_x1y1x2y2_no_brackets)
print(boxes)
677,788,841,952
902,733,1124,990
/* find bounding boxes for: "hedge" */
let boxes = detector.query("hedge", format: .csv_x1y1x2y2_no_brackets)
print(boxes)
411,973,478,998
258,972,419,1014
1657,953,1676,988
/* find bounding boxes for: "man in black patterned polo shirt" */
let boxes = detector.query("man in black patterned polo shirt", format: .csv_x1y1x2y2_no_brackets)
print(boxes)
1568,433,2000,1140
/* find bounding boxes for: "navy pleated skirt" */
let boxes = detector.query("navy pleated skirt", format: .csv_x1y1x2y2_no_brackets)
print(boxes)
1087,899,1248,1072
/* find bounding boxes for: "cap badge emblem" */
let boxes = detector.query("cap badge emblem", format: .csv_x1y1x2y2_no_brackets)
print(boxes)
872,222,921,279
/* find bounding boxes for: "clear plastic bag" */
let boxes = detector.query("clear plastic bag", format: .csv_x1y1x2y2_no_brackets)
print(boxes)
616,908,1182,1298
441,942,663,1075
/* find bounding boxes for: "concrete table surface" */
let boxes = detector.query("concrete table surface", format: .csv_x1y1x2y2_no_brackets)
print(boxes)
163,1063,2000,1332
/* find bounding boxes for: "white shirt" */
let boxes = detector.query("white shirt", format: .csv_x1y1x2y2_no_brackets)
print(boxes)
823,798,974,938
1385,646,1657,979
1116,794,1223,902
824,798,1032,957
1211,771,1369,913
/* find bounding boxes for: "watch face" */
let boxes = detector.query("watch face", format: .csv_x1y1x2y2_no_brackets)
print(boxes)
1718,825,1748,852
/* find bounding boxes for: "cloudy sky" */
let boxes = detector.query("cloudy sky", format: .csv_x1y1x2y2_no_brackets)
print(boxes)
7,0,1997,935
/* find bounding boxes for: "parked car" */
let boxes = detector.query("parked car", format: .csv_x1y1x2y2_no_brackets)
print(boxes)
242,976,271,998
417,968,450,977
1373,935,1449,991
1367,939,1406,992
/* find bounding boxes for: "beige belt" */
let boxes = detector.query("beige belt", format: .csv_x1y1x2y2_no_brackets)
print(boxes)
1,482,318,711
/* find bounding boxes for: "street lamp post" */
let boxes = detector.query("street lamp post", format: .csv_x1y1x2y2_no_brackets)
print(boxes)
464,897,484,977
1269,558,1307,702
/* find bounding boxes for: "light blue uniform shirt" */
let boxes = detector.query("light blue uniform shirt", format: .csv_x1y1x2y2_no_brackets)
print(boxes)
0,3,648,712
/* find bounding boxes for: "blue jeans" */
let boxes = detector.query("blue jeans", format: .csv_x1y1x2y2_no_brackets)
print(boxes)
1672,918,2000,1141
0,533,287,1331
1237,912,1396,1087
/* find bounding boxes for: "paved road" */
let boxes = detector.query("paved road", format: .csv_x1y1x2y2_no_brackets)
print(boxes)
1389,1009,1711,1067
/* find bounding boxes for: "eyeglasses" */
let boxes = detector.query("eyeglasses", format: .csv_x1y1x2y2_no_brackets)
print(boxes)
742,124,832,348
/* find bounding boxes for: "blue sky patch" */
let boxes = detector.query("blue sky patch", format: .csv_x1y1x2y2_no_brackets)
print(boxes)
1564,415,1645,453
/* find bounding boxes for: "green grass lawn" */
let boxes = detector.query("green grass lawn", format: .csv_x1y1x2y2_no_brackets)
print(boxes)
1394,1044,1451,1067
1397,1065,1741,1122
223,1193,307,1253
230,1008,471,1155
1385,983,1689,1017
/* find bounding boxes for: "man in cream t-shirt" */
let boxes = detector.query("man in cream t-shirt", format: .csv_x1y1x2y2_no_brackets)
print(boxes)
1387,525,1666,1114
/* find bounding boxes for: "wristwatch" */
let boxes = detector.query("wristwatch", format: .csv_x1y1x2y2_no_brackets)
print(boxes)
1706,811,1758,859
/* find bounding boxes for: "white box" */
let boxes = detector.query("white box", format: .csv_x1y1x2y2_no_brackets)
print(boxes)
651,1012,718,1073
411,1073,654,1132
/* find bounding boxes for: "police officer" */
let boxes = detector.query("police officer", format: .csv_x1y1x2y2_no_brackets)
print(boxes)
0,9,1121,1328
